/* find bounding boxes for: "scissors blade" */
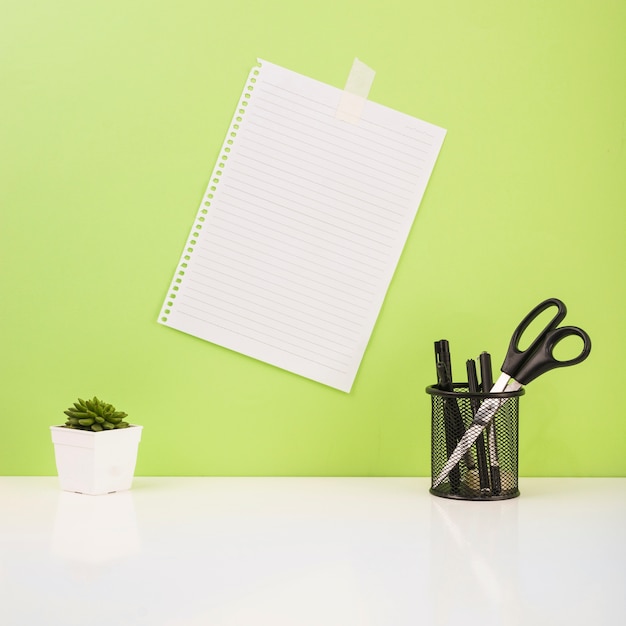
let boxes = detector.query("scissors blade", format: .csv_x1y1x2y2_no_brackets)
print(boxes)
432,373,521,489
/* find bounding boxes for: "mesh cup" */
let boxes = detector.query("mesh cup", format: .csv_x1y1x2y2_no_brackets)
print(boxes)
426,384,524,501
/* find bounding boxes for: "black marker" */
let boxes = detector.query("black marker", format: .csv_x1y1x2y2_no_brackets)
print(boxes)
435,341,476,493
466,359,491,494
435,348,461,493
480,351,501,495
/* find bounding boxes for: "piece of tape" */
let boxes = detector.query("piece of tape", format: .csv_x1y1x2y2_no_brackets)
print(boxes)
335,58,375,124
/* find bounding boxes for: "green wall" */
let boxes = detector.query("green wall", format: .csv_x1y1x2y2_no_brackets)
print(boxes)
2,1,624,476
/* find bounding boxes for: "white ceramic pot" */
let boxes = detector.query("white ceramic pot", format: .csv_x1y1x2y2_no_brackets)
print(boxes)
50,425,143,495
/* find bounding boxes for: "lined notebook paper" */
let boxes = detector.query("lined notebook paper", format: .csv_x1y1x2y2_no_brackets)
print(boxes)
158,59,446,392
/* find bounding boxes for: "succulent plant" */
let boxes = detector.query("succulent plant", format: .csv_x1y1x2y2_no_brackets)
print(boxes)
63,396,130,432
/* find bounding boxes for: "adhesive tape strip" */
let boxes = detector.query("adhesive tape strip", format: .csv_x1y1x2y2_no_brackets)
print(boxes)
335,58,375,124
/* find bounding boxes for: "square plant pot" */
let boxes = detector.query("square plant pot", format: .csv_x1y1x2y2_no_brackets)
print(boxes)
50,425,143,495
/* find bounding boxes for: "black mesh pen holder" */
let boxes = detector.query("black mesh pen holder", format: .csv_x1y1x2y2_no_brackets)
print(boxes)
427,384,525,501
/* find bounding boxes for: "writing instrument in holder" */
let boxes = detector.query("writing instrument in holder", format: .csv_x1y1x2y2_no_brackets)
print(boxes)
436,339,452,378
436,361,461,493
480,351,501,495
436,360,477,461
435,340,477,491
435,339,461,492
466,359,491,494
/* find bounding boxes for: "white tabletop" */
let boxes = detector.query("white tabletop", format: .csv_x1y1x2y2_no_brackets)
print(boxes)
1,477,625,626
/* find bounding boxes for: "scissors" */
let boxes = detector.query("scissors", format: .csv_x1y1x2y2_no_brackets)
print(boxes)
432,298,591,489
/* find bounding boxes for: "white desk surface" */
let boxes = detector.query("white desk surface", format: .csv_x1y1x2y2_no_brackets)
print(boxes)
1,477,625,626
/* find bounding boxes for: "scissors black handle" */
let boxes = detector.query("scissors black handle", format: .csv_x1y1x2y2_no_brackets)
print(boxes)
502,298,592,386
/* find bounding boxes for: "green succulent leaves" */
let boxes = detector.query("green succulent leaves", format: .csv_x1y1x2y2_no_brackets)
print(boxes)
63,396,129,432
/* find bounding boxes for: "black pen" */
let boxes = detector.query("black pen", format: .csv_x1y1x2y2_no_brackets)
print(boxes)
466,359,491,494
480,351,501,495
435,341,477,492
435,346,461,494
435,341,461,435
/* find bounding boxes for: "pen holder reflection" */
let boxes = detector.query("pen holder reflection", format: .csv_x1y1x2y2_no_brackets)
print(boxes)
427,384,524,501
